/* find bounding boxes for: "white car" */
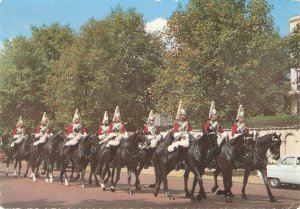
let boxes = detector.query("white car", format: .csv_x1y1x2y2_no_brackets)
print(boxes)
267,154,300,188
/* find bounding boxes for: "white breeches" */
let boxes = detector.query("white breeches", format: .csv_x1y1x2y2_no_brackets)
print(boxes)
33,135,48,146
217,132,228,147
168,133,190,152
10,136,25,147
106,136,122,147
148,134,162,148
98,135,106,140
65,135,83,146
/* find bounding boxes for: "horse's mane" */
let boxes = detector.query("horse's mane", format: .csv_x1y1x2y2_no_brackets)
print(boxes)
256,133,273,145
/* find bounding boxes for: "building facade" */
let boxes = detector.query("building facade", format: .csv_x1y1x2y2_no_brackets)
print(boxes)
289,15,300,115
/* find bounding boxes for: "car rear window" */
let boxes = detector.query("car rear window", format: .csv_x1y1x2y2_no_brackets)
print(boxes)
281,157,295,165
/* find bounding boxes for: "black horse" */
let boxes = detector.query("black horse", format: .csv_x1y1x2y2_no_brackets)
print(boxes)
5,133,34,178
59,134,91,187
30,131,67,183
211,132,281,202
93,136,114,191
110,130,148,194
183,133,218,201
152,131,204,201
210,134,251,202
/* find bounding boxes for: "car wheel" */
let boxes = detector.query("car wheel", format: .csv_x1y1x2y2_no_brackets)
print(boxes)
269,178,281,188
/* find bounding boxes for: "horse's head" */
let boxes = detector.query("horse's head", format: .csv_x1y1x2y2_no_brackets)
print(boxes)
53,131,67,142
135,129,148,145
206,132,218,153
269,132,281,160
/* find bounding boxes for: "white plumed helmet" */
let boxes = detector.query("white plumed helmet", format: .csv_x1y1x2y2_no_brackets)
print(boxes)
112,106,121,122
236,105,245,120
16,116,23,126
72,108,81,122
209,101,217,118
41,112,49,124
102,111,109,124
148,110,155,123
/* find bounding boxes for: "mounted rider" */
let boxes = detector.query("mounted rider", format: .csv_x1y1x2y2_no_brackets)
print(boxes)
231,105,249,137
231,105,254,169
203,101,228,150
144,110,162,149
168,100,193,153
33,112,53,147
106,106,128,148
143,110,162,169
64,108,87,150
10,116,26,149
98,111,110,145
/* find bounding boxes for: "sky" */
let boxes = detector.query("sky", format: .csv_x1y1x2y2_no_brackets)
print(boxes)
0,0,299,50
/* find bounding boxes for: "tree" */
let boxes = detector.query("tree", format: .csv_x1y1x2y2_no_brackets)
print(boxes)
153,0,289,127
44,7,164,131
0,23,74,133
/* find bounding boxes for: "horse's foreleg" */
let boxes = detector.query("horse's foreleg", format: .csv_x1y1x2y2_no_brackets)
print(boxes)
81,167,86,188
222,170,233,203
241,169,250,199
133,165,141,191
111,164,121,192
127,168,133,195
260,168,276,202
13,159,18,177
104,164,111,184
184,169,191,198
18,160,22,179
190,167,204,202
161,164,174,200
110,164,116,192
154,163,162,197
23,161,30,178
149,163,158,188
211,167,220,193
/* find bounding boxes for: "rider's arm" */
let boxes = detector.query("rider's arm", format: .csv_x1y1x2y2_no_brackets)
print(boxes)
34,126,41,138
203,122,210,134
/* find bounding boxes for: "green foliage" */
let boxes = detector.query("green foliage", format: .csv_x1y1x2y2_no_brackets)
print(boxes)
153,0,290,125
44,8,164,131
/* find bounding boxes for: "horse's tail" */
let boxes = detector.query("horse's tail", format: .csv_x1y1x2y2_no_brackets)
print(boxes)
216,190,225,195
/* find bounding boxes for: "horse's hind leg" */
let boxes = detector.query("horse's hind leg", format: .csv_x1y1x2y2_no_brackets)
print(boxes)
13,159,18,177
17,160,22,179
149,163,158,188
104,164,111,184
211,167,220,193
80,168,86,188
110,164,116,192
190,167,204,202
184,169,191,198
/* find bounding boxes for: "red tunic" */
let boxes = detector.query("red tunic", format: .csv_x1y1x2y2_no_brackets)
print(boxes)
172,121,193,133
34,125,51,140
97,125,109,136
143,125,160,135
66,123,87,135
107,122,127,134
203,121,224,134
231,122,249,137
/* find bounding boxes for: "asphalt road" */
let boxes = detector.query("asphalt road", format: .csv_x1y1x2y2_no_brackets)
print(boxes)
0,162,299,209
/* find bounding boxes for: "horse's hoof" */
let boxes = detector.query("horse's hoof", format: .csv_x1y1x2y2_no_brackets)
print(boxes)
226,197,232,203
129,191,133,195
81,184,85,189
58,181,62,185
95,182,100,187
101,187,106,191
41,171,46,175
5,172,8,176
149,184,156,188
33,179,37,182
169,195,175,200
88,180,92,184
190,196,196,202
111,188,115,192
154,192,158,197
45,178,49,183
211,186,218,193
242,194,247,200
185,192,191,198
23,174,27,178
270,197,277,202
50,180,53,184
136,186,141,191
196,194,201,201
